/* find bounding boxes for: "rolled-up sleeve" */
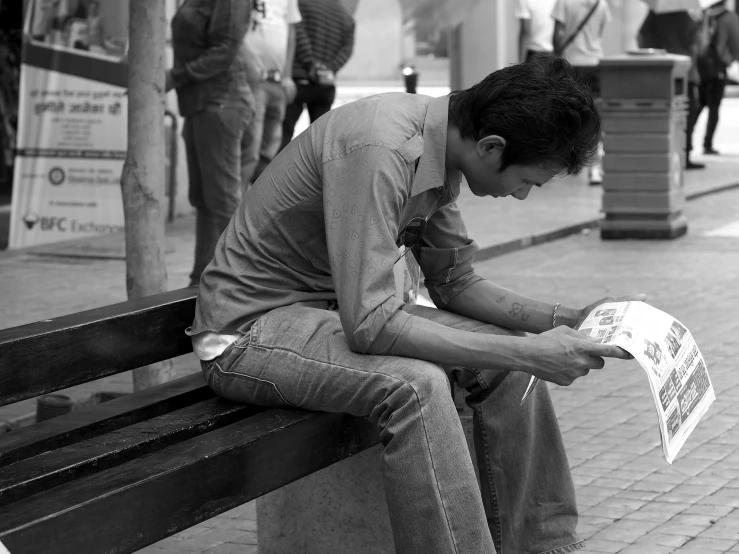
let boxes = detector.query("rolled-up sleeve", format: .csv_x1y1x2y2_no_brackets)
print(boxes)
323,144,414,355
418,201,484,308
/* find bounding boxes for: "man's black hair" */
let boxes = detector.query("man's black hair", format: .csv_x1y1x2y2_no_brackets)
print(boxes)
449,54,601,175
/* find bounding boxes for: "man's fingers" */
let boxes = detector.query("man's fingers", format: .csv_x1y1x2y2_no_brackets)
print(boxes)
585,355,606,370
587,343,633,360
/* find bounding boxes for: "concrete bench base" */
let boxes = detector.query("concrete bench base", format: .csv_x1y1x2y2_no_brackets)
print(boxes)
258,408,478,553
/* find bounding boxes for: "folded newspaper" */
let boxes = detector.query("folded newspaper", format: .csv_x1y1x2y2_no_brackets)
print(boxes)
521,301,715,464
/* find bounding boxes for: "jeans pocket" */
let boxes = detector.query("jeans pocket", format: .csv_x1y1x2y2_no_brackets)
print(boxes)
203,324,297,409
204,102,249,138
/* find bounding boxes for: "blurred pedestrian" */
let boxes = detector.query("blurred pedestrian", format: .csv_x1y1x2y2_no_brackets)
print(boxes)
279,0,354,150
167,0,254,286
517,0,557,63
694,0,739,156
637,9,705,170
552,0,610,185
240,0,302,191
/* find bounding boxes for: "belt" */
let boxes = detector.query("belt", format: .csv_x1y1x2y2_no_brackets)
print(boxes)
262,69,282,83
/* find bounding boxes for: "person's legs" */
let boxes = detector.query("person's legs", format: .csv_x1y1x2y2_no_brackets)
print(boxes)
240,83,267,193
577,66,603,185
252,82,287,183
280,82,310,151
409,306,583,554
204,303,581,554
187,102,250,285
703,77,726,154
183,117,207,285
686,80,705,169
306,85,336,123
205,304,495,554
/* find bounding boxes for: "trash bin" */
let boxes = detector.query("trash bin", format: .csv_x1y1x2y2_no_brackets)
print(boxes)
598,51,692,239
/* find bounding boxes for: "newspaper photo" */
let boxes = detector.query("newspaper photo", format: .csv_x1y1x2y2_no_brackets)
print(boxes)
522,301,715,464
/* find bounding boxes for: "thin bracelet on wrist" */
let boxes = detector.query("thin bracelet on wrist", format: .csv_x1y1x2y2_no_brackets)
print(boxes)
552,302,561,329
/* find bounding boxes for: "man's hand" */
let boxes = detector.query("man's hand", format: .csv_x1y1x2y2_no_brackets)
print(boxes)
575,294,648,329
525,326,632,386
282,77,297,103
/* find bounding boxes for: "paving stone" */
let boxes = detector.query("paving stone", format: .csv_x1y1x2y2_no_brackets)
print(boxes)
698,490,739,508
680,537,738,551
697,523,739,541
622,502,691,524
578,515,618,540
585,497,648,520
590,519,662,544
652,521,712,538
615,489,663,502
590,477,639,491
618,544,676,554
657,483,718,504
581,539,631,553
681,504,734,519
637,531,691,548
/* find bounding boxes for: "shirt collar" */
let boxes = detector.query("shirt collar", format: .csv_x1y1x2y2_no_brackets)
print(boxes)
410,95,462,197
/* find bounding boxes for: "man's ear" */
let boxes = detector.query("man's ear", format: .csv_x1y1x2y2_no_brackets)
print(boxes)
476,135,507,159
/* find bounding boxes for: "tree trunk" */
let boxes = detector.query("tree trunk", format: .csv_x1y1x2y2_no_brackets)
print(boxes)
121,0,176,391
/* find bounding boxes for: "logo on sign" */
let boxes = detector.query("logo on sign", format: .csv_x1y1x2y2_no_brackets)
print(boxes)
48,167,66,186
22,213,68,231
23,212,39,230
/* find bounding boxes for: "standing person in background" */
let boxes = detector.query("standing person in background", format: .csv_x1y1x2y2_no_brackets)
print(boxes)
280,0,354,150
517,0,557,63
552,0,610,185
240,0,302,192
694,0,739,156
167,0,254,287
637,9,706,170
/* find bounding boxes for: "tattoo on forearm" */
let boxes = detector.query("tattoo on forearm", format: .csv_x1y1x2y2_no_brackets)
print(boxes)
509,302,525,318
497,295,506,303
521,312,530,321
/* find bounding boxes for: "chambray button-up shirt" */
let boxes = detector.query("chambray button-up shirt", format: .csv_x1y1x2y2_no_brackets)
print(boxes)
190,92,483,359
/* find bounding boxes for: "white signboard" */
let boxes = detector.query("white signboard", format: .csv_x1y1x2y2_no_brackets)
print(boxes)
10,0,129,249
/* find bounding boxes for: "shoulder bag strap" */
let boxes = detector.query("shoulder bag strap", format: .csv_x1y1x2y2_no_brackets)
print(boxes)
559,0,601,55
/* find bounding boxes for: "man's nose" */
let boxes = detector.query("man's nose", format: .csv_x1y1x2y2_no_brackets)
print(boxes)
512,185,532,200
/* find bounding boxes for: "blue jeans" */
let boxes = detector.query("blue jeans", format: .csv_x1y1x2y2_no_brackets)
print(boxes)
240,81,287,190
183,100,252,285
201,303,584,554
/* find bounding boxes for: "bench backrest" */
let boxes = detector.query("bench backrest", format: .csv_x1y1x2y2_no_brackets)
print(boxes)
0,287,198,408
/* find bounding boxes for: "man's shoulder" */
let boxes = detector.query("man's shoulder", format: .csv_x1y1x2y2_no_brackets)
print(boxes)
324,93,430,155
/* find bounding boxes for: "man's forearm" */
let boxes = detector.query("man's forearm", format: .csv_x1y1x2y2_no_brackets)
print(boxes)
398,314,535,373
442,279,579,333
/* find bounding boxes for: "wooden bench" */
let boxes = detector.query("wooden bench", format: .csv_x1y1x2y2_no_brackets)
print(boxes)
0,287,379,554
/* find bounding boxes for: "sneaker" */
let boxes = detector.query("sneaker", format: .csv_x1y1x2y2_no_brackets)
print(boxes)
703,147,720,155
686,159,705,170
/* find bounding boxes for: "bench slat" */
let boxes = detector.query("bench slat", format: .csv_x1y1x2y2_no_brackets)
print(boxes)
0,396,266,507
0,288,197,407
0,373,209,468
0,408,379,554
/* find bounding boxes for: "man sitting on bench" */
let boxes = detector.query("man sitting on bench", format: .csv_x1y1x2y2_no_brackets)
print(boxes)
187,55,642,554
